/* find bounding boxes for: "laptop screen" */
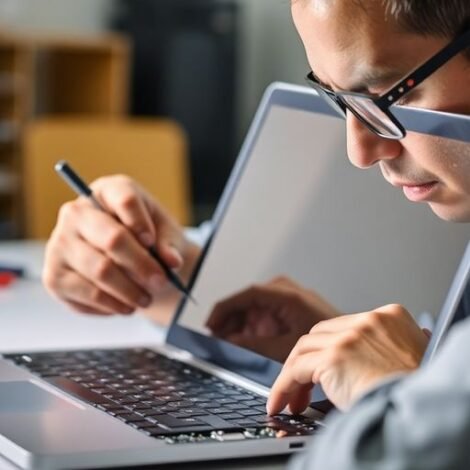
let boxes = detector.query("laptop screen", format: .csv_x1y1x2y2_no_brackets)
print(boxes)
168,84,470,388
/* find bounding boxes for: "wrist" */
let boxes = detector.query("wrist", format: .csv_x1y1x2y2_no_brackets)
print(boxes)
180,240,201,283
349,372,408,410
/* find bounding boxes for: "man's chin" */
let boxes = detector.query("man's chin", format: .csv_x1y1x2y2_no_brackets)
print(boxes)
428,202,470,223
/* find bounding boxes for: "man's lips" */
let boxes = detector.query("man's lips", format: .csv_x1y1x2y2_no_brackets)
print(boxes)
391,181,439,202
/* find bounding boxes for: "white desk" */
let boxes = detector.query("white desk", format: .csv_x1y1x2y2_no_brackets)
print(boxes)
0,241,289,470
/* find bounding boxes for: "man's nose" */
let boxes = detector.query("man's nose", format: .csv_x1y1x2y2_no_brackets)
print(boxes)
346,112,403,169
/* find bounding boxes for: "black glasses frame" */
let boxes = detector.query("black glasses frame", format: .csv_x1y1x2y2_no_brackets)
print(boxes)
305,28,470,139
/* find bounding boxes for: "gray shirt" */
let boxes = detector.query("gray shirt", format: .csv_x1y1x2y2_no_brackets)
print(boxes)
289,288,470,470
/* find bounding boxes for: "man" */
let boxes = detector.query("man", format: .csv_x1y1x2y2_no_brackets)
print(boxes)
270,1,470,468
43,0,470,468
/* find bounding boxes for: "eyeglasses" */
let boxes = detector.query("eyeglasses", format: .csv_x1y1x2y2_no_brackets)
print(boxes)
305,28,470,140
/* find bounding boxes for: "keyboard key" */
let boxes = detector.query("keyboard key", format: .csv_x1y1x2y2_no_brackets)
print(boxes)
225,403,249,411
129,421,157,430
144,425,213,436
230,394,256,401
217,413,243,420
238,409,262,417
166,400,193,408
243,399,266,407
168,408,207,417
204,407,233,415
115,413,145,423
226,418,257,427
134,409,155,417
108,408,133,416
217,398,238,405
153,415,206,429
188,397,211,404
96,403,126,412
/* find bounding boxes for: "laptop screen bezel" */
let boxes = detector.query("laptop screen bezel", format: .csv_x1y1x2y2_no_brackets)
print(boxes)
422,242,470,365
166,82,470,388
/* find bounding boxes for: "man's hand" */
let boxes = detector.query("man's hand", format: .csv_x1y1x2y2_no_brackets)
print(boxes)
206,277,340,362
43,175,200,316
267,304,431,414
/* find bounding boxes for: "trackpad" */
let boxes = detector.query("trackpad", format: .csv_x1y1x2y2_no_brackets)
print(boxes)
0,381,80,413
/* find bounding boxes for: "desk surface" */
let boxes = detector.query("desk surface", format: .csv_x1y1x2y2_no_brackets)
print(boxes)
0,241,290,470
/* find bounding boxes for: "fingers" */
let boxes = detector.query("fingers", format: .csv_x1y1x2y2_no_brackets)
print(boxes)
153,233,184,270
289,331,335,355
266,304,421,416
63,299,114,316
75,206,168,292
286,385,313,415
93,176,184,271
64,237,152,310
45,267,137,315
265,333,339,414
267,351,322,415
44,175,196,318
94,176,157,247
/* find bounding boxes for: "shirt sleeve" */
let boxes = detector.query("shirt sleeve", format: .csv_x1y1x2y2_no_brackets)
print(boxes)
183,220,213,247
289,317,470,470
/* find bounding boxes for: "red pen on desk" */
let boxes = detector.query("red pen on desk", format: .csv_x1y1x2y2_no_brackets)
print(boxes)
0,265,25,287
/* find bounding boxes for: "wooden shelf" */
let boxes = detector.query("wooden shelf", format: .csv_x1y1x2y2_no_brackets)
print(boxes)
0,30,130,238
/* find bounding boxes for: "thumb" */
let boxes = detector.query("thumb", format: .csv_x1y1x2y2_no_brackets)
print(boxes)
154,242,184,270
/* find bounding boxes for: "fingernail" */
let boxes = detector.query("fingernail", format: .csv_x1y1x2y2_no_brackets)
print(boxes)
120,306,135,315
139,294,152,308
148,274,163,291
266,398,273,415
139,232,154,247
169,246,183,266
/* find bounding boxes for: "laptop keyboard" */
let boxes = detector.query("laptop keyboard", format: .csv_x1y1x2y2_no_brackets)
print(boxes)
5,348,320,443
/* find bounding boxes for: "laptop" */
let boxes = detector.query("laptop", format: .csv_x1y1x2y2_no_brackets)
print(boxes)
1,83,469,469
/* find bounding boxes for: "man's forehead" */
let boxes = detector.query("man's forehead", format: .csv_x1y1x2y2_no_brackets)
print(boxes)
308,0,334,16
293,0,445,92
294,0,370,17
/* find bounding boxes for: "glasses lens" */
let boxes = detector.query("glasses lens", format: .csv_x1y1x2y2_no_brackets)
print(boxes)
341,94,404,139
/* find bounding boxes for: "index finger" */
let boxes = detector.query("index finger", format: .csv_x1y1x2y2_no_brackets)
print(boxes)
93,178,157,248
98,180,184,271
77,207,165,291
267,352,321,415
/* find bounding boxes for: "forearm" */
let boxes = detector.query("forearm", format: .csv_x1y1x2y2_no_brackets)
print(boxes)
289,318,470,470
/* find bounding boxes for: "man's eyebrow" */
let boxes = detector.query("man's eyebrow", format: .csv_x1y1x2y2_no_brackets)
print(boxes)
313,68,407,94
348,69,407,92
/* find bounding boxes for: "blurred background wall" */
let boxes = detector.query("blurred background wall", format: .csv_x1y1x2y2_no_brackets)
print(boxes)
0,0,306,129
0,0,307,237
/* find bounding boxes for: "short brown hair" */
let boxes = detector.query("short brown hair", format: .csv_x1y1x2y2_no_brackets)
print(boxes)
294,1,469,36
383,0,469,38
294,0,470,57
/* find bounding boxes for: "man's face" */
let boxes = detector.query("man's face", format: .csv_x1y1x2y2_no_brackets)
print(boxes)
292,0,470,222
